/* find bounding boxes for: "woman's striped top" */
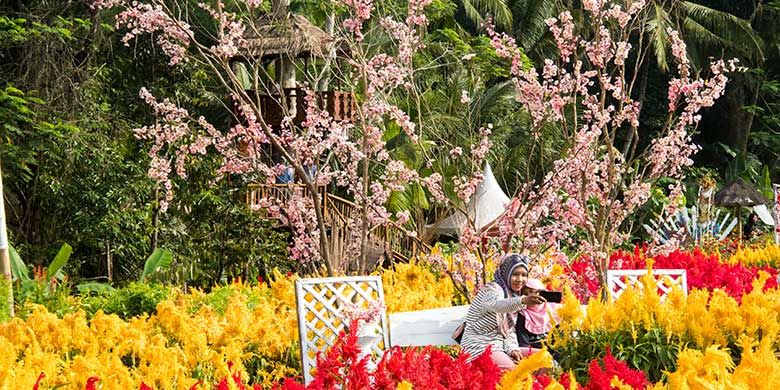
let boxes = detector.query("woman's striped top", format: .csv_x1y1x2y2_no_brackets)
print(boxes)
460,282,525,362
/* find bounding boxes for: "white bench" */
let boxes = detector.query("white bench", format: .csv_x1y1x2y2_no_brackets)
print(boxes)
388,268,689,347
389,305,469,346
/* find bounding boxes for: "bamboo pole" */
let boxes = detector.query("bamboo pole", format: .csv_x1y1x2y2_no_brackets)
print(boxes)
0,162,14,318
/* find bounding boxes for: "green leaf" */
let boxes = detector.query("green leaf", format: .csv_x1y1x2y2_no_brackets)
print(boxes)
76,282,115,295
47,243,72,280
761,165,773,201
140,248,173,282
9,244,30,282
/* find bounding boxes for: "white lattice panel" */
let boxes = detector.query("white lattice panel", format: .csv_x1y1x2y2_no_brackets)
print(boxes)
606,269,687,301
295,276,389,385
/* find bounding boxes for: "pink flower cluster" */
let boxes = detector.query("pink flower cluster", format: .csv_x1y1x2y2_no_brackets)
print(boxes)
406,0,433,27
652,32,740,179
115,2,192,66
91,0,125,10
337,0,374,42
198,3,246,59
339,299,386,326
544,11,576,63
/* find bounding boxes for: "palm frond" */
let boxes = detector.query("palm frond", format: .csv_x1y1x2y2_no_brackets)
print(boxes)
646,3,671,72
464,0,513,29
462,0,487,28
510,0,556,50
681,17,728,48
681,2,764,63
472,80,516,119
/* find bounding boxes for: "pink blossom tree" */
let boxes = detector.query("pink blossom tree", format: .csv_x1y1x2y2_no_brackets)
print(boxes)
486,0,740,293
93,0,495,276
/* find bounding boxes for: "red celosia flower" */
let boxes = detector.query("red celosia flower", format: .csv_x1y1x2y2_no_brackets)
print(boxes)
557,372,580,389
278,320,501,390
571,245,779,300
85,377,101,390
33,372,45,390
139,382,153,390
584,347,648,390
188,380,203,390
534,372,581,389
273,378,306,390
303,319,370,390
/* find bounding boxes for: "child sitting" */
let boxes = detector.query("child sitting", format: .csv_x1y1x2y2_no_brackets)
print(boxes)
515,278,558,357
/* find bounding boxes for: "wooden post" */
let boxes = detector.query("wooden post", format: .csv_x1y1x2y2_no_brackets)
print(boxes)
0,162,14,318
106,241,113,283
737,206,743,244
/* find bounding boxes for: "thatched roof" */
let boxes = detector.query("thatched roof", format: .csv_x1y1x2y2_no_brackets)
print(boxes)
241,13,344,59
714,178,769,207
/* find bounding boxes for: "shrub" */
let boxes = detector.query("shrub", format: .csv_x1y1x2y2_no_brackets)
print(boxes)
553,327,681,383
81,282,169,319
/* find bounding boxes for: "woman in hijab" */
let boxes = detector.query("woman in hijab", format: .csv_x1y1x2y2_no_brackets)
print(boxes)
459,253,546,371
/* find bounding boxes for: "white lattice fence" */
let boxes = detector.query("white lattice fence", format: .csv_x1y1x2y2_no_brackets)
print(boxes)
606,269,688,301
294,276,389,384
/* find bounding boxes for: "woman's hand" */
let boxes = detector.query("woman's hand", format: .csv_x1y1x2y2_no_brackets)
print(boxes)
509,349,523,362
521,294,546,306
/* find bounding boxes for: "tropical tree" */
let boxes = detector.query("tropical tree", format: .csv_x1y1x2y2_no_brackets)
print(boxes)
640,1,763,73
94,0,501,276
486,0,740,293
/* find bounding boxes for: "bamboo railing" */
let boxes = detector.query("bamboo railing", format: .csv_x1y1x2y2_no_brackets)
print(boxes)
246,183,429,264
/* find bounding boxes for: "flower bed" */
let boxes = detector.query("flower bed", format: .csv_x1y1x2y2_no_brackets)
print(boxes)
569,246,779,300
6,245,780,388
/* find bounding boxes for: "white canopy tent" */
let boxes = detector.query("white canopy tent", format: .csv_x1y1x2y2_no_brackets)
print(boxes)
429,162,511,236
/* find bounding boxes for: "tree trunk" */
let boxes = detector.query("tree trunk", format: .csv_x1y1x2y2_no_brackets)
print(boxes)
318,13,336,92
106,240,113,282
0,162,15,318
273,0,296,117
358,136,370,275
623,58,650,159
715,72,756,157
151,187,159,253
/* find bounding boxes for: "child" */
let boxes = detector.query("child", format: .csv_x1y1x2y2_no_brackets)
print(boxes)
516,278,558,356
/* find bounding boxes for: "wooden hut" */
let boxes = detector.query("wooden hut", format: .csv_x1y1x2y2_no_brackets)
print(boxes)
232,13,355,128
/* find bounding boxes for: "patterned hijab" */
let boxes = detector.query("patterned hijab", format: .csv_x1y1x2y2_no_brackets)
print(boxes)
493,253,529,338
494,253,530,298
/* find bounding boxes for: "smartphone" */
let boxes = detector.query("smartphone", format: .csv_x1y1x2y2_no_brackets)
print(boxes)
539,290,563,303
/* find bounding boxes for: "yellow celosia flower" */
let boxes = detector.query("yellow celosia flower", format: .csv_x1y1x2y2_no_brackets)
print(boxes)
727,243,780,267
666,346,740,389
498,350,554,390
555,286,584,331
730,336,780,389
610,376,635,390
396,380,414,390
380,260,455,313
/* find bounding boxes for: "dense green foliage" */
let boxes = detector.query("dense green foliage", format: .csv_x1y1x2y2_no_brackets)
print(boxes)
0,1,290,288
553,327,684,383
80,282,170,319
